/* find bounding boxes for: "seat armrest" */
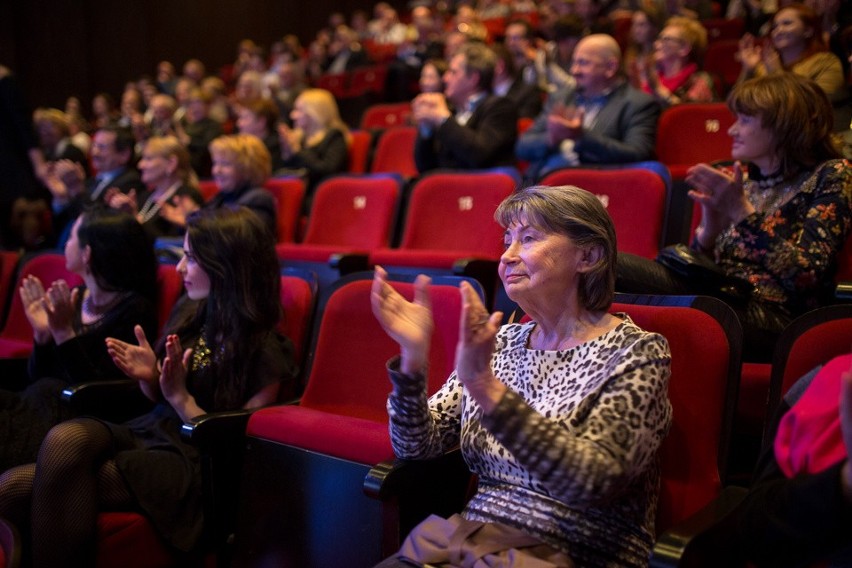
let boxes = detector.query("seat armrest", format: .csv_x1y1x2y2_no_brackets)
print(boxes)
61,379,154,422
180,409,254,448
835,282,852,302
651,485,748,568
329,253,370,275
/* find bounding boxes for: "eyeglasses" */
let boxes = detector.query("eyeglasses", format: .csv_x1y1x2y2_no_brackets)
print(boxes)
657,35,685,44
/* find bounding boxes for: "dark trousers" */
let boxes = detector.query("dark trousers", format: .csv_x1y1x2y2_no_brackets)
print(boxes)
616,252,792,362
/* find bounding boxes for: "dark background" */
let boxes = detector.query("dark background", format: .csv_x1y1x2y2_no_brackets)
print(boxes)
0,0,403,110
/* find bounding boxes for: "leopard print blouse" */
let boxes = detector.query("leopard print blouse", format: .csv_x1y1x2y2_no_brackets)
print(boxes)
387,315,672,568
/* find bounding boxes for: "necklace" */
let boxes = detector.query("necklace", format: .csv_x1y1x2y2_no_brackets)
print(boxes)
81,290,131,325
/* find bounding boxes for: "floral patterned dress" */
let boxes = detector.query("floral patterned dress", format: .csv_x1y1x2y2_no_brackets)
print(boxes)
715,159,852,315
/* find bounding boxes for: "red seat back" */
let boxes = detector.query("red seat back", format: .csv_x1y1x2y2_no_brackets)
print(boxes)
315,72,349,99
348,130,373,174
398,171,516,257
540,167,668,259
701,17,745,42
0,253,83,358
360,102,412,130
278,273,316,368
299,276,466,423
370,126,419,179
302,175,400,249
611,296,740,534
264,177,306,244
703,39,741,97
0,251,20,330
348,65,389,97
655,104,734,180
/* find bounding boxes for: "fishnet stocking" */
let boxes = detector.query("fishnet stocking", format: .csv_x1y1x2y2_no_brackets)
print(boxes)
30,418,132,568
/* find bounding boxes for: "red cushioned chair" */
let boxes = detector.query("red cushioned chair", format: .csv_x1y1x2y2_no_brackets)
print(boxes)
0,252,83,360
703,39,741,98
370,126,419,179
539,167,669,259
276,174,402,292
360,102,412,131
232,272,481,567
368,170,517,302
651,303,852,567
315,71,349,99
63,269,318,568
263,177,306,244
347,65,389,98
154,263,183,338
348,130,373,174
655,104,734,183
0,251,20,330
0,516,20,568
701,17,745,42
608,295,741,537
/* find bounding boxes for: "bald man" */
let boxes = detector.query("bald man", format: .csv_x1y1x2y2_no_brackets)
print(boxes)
516,34,661,181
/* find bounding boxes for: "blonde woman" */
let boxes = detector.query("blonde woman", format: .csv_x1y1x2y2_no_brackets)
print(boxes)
106,135,203,239
639,16,715,106
159,134,277,237
277,88,349,204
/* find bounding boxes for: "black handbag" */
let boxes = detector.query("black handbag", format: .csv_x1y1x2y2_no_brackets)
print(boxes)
656,243,753,303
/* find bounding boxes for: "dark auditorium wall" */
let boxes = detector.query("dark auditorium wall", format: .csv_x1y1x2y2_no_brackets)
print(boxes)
0,0,403,110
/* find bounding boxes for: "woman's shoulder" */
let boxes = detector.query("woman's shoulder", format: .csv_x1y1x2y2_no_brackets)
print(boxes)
607,313,671,359
805,159,852,194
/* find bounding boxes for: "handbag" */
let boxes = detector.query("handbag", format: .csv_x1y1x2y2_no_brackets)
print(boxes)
396,514,574,568
655,243,752,303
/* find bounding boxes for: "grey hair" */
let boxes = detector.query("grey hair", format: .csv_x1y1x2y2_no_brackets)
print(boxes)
495,185,617,311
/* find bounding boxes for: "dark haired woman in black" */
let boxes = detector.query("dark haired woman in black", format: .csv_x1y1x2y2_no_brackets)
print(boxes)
0,207,158,471
0,206,296,567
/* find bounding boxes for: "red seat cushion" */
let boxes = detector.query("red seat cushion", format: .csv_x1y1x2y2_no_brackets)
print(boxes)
96,512,175,568
247,405,394,465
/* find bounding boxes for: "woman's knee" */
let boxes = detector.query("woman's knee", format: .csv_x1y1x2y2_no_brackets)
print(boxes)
38,418,110,471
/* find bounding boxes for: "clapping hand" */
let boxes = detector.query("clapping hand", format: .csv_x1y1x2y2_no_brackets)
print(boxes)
106,325,159,386
19,275,50,344
547,104,583,146
105,187,138,216
455,281,504,413
371,266,433,376
159,334,192,408
43,280,78,344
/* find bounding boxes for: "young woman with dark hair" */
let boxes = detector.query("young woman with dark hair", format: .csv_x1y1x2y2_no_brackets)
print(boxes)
0,206,297,566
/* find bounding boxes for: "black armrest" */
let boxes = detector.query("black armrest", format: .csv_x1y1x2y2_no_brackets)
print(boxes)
835,281,852,302
61,379,155,422
329,253,370,275
364,448,473,540
180,409,253,448
651,486,748,568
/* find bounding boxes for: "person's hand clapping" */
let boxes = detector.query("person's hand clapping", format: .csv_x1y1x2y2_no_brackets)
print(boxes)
454,281,505,413
371,266,433,376
44,280,78,345
19,275,50,344
106,325,159,386
159,334,193,408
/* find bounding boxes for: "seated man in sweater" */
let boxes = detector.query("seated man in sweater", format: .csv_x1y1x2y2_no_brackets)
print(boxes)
413,41,518,173
516,34,661,181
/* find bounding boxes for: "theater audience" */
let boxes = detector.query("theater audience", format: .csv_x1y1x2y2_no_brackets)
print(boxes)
176,88,222,179
372,184,672,568
270,59,307,125
106,136,203,240
639,16,715,106
624,2,669,90
46,125,142,246
413,42,518,172
492,43,543,119
162,134,277,237
277,88,349,204
0,206,297,566
533,14,585,93
0,207,157,472
737,3,847,130
516,34,661,181
91,92,118,129
418,58,448,94
617,73,852,361
237,98,284,171
32,108,88,171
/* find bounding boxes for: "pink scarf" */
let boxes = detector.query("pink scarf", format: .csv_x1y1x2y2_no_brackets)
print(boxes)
642,62,698,96
774,354,850,477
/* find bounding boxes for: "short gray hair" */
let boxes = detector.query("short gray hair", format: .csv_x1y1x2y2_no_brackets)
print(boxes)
495,185,617,311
